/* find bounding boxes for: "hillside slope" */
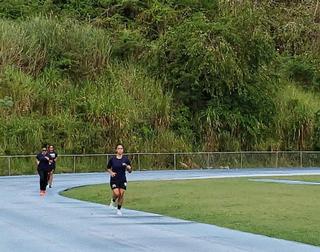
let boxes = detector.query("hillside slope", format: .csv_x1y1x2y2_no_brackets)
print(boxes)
0,0,319,154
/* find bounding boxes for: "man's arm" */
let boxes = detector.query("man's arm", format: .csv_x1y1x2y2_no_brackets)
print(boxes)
107,168,116,177
126,165,132,173
123,159,132,173
35,155,40,166
106,159,116,177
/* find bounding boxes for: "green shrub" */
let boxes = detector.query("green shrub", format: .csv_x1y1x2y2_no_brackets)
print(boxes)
0,17,112,79
314,110,320,150
285,56,320,90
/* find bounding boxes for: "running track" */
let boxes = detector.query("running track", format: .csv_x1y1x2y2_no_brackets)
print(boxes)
1,168,320,252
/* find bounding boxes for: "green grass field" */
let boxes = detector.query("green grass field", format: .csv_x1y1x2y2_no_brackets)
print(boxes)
264,176,320,183
61,176,320,246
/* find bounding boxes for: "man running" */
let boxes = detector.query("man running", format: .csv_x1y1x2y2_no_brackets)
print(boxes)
106,144,132,216
36,147,50,196
47,145,58,188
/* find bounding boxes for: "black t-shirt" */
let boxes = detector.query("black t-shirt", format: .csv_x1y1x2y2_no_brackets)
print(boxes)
36,152,50,171
107,156,131,182
48,151,58,169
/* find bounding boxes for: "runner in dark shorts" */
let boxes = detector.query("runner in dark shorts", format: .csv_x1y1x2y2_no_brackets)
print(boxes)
106,144,132,216
47,145,58,188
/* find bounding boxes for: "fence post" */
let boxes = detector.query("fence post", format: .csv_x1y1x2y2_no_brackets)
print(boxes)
276,151,279,168
8,156,11,176
207,153,210,169
105,154,109,172
73,156,76,173
174,153,177,170
300,151,303,168
138,153,141,171
240,152,243,169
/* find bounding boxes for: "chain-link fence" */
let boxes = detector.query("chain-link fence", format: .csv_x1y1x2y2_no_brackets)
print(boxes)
1,151,320,176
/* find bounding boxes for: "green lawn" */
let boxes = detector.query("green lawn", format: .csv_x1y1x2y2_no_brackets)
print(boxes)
61,176,320,246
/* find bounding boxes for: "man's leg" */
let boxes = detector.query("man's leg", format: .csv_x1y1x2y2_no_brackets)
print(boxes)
44,171,49,190
48,170,54,187
110,188,120,208
117,188,126,210
116,188,125,215
37,169,41,190
112,188,119,202
39,170,46,194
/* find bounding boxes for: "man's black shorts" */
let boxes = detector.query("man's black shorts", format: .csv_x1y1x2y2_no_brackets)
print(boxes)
110,181,127,190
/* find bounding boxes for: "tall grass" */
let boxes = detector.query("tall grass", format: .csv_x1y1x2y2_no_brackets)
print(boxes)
273,83,320,150
0,17,184,154
0,17,112,78
0,62,184,154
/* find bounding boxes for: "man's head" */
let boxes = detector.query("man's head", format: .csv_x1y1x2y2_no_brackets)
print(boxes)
116,144,124,155
41,147,47,154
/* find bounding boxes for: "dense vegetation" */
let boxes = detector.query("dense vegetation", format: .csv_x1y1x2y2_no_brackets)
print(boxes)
0,0,319,154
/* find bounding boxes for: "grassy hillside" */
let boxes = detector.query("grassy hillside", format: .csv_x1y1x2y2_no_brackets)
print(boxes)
0,0,319,154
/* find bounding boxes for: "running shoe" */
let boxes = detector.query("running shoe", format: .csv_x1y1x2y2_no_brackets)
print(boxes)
109,199,116,209
40,190,45,196
116,209,122,216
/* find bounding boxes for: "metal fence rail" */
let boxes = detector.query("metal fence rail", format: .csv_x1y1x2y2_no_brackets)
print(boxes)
1,151,320,176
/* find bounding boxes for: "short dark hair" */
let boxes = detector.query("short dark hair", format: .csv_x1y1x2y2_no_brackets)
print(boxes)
116,144,124,149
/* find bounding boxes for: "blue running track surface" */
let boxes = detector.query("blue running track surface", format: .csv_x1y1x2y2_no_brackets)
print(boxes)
1,168,320,252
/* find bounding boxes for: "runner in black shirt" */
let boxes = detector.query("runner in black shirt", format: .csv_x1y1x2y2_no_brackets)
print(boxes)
106,144,132,215
47,145,58,188
36,147,50,196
